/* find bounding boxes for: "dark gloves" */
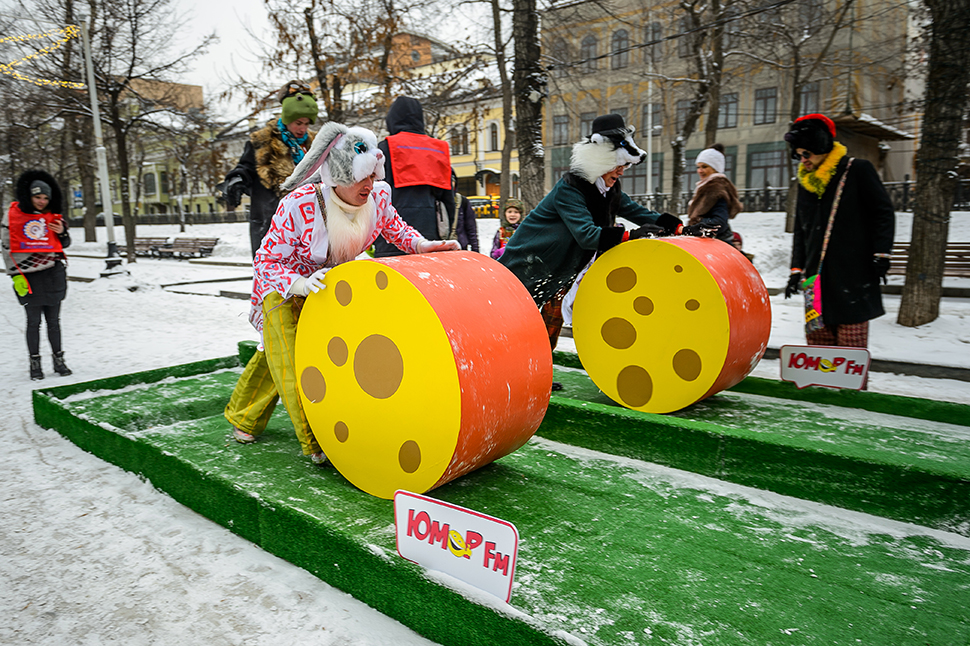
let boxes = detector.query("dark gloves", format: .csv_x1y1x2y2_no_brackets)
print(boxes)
628,223,665,240
784,272,802,299
223,176,245,210
655,212,682,236
682,223,719,238
872,256,890,285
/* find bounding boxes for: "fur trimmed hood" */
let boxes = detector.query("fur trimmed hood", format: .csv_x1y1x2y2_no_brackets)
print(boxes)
15,169,62,214
569,131,647,184
687,174,743,224
281,122,385,192
252,120,315,197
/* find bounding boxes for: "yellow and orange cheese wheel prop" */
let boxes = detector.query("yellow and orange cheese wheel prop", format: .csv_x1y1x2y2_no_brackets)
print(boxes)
295,250,552,499
572,237,770,414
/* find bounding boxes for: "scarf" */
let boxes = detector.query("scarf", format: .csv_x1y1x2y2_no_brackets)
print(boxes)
278,118,310,165
798,142,847,198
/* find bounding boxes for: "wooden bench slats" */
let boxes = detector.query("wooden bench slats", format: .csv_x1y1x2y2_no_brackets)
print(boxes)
888,243,970,278
135,236,218,259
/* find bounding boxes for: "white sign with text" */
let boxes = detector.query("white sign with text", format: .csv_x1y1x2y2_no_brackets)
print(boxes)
394,490,518,602
780,345,871,390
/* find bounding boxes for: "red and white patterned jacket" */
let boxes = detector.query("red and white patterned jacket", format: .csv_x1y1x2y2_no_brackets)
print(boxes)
249,181,422,332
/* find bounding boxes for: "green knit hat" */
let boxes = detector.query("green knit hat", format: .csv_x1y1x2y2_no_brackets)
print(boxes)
281,93,318,125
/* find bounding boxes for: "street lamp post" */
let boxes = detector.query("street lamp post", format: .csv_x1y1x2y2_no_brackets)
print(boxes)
80,17,123,276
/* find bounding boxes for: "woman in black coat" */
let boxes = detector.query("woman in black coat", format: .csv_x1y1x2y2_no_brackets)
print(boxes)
784,114,895,350
2,170,73,379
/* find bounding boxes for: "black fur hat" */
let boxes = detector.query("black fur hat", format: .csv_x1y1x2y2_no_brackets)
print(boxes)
15,169,63,214
784,113,836,159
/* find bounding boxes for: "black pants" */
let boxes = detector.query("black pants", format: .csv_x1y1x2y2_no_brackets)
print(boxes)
25,302,62,356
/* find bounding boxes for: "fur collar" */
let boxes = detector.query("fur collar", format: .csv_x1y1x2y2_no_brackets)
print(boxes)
798,142,847,198
252,120,315,196
687,174,743,223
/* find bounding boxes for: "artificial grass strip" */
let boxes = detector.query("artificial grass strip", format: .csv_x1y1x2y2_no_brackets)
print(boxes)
32,354,970,645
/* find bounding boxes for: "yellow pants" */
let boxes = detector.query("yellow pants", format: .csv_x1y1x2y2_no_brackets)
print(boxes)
223,292,320,455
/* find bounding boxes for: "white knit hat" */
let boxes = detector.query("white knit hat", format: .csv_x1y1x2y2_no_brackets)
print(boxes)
695,148,725,174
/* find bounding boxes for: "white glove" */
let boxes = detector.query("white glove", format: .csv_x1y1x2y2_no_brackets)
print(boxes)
416,239,461,254
305,267,331,294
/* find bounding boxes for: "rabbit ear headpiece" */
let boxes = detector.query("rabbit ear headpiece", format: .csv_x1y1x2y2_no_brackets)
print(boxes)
281,122,385,192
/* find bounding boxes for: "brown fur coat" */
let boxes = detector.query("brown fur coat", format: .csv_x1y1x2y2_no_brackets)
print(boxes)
687,174,743,225
252,120,316,197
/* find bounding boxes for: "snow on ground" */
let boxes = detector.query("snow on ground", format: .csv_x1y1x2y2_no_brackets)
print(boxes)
2,211,968,645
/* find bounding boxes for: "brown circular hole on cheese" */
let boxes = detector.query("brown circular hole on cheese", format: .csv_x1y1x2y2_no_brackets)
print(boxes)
328,337,348,366
300,366,326,403
399,440,421,473
673,348,702,381
334,421,349,443
616,365,652,407
601,317,637,349
633,296,654,316
335,280,353,306
354,334,404,399
685,299,700,311
674,265,684,273
606,266,637,293
375,271,388,290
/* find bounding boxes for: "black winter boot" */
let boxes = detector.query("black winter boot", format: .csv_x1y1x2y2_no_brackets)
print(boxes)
29,354,44,380
53,351,72,376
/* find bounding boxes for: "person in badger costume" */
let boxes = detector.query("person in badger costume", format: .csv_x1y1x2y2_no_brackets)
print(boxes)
224,121,460,464
499,114,707,371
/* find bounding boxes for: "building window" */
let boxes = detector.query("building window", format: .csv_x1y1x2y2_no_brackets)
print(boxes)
641,103,662,137
748,149,786,188
644,22,662,66
626,155,663,194
551,38,569,78
687,148,738,187
678,17,694,58
718,93,738,129
581,35,598,73
160,170,169,194
799,0,823,30
143,172,156,196
753,87,777,125
675,99,691,131
800,82,820,115
553,115,570,145
611,107,628,125
611,30,629,69
450,126,469,155
489,123,500,151
580,112,596,138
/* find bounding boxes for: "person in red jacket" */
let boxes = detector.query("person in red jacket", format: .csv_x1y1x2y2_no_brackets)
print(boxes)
2,170,72,380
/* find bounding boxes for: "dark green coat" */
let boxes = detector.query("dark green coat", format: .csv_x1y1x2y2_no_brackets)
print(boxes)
499,172,661,306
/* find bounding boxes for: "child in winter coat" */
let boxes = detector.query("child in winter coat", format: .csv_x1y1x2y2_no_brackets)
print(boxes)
490,198,524,260
2,170,73,380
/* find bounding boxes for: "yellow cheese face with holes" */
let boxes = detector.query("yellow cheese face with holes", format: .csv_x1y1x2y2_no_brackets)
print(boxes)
573,239,731,413
295,261,461,499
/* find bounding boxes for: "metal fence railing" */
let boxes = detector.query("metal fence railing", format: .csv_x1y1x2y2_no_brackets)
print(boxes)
630,179,970,214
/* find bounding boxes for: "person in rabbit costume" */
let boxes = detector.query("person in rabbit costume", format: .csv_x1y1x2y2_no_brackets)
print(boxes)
224,121,459,464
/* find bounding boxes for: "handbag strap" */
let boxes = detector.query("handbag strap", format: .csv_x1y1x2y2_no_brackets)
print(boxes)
818,157,853,270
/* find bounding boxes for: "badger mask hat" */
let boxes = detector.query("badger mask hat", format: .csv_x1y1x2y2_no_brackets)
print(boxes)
281,121,385,192
570,113,647,184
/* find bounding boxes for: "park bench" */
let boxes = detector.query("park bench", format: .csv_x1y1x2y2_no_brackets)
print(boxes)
133,236,172,257
156,237,220,259
888,242,970,278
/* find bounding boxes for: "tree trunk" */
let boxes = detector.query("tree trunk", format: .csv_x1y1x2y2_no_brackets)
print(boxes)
897,0,970,327
512,0,544,211
491,0,514,213
703,0,723,148
110,105,137,261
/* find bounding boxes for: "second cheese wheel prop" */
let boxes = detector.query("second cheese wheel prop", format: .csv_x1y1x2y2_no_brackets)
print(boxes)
295,251,552,499
572,237,770,414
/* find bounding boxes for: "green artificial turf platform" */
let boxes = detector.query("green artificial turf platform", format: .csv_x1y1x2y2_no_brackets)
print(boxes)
32,346,970,646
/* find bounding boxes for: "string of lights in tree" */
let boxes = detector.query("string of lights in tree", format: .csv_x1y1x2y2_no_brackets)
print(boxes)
0,25,85,90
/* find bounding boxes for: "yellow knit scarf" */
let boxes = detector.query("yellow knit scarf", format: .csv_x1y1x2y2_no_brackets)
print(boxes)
797,142,847,198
